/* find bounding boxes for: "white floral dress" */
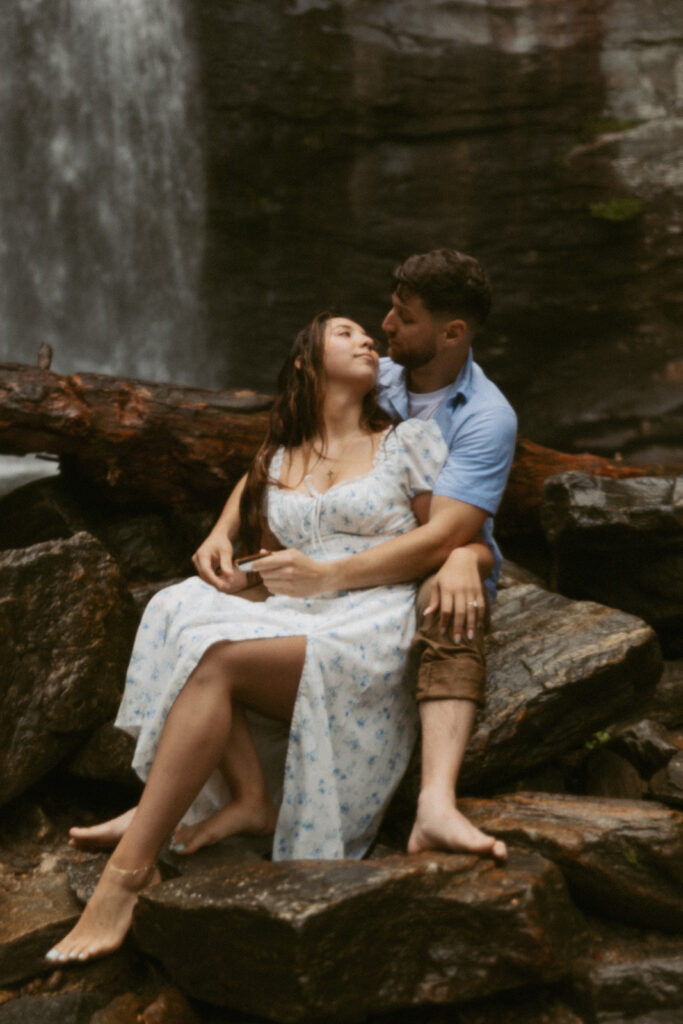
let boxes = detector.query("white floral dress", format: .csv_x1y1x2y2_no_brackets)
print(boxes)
115,419,447,860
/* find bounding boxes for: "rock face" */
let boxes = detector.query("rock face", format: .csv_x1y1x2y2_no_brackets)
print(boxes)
541,471,683,655
187,0,683,464
133,850,585,1020
461,792,683,932
460,582,662,791
0,532,138,805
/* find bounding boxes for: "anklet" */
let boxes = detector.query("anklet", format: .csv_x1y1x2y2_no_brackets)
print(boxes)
108,861,154,878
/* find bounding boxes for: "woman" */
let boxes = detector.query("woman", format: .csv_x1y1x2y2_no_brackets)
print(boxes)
47,313,492,963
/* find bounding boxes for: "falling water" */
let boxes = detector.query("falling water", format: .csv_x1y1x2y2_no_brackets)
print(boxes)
0,0,206,382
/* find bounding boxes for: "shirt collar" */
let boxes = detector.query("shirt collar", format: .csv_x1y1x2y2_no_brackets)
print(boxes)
381,349,474,420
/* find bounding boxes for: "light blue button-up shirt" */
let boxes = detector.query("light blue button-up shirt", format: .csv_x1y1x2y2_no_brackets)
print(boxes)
377,352,517,602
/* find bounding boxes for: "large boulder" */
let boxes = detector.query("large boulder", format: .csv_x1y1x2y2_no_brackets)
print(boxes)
541,471,683,656
571,922,683,1024
461,792,683,931
0,532,138,805
133,850,586,1020
464,583,661,790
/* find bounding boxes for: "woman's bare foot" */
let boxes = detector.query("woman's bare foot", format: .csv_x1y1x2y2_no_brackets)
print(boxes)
169,797,277,856
68,807,137,851
407,792,507,861
45,860,160,964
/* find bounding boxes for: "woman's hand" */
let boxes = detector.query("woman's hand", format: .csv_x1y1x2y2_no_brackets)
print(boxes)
192,532,248,594
422,546,487,643
256,548,334,597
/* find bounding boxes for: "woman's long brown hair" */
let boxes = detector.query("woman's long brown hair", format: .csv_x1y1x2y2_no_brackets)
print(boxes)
237,312,396,553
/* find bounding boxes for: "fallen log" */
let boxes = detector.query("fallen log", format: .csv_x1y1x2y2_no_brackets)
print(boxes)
0,363,272,506
0,363,680,521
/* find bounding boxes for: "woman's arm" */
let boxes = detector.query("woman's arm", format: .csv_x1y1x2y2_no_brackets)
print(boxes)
191,474,247,593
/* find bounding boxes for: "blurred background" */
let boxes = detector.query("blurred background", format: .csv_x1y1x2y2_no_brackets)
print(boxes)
1,0,681,459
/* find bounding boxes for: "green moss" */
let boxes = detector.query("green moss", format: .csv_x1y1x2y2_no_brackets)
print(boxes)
589,196,644,222
622,845,646,872
584,730,612,751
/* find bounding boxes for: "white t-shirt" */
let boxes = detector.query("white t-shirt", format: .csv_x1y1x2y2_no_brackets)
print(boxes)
407,384,451,421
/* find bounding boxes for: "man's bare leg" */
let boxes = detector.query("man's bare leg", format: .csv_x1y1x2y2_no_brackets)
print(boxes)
47,635,305,963
407,698,507,860
170,700,277,854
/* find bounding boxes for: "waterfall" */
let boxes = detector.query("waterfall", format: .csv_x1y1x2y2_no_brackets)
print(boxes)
0,0,206,383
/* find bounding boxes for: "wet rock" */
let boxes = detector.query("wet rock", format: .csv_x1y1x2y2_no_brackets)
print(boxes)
541,471,683,656
572,923,683,1024
0,475,197,584
0,532,138,806
582,748,645,799
649,751,683,810
0,870,79,986
93,513,192,585
138,988,201,1024
609,719,678,776
460,583,662,792
0,477,88,553
0,991,106,1023
461,792,683,931
66,723,139,789
644,659,683,729
440,990,585,1024
90,992,147,1024
133,850,585,1020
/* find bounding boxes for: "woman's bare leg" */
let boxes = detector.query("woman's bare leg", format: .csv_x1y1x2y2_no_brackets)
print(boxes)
170,701,277,854
69,704,274,853
47,636,305,963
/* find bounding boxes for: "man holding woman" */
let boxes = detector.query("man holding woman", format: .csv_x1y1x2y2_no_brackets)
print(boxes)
50,247,515,963
190,247,517,860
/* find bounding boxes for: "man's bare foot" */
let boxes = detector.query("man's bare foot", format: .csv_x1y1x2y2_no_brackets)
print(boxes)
45,860,160,964
169,797,277,856
68,807,137,851
407,792,507,861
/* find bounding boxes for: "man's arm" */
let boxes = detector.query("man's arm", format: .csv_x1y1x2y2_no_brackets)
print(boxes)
256,495,487,595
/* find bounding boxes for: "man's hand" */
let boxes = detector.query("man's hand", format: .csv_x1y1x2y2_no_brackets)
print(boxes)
422,546,487,642
256,548,336,597
192,532,248,594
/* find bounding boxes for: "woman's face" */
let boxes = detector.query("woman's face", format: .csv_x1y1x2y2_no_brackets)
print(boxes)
321,317,379,389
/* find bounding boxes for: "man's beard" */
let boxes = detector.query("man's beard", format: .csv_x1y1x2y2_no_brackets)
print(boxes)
389,346,434,371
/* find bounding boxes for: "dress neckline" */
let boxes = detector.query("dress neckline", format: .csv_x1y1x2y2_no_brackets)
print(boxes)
272,427,393,498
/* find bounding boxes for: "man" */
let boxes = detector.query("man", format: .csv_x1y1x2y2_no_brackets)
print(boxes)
196,248,516,858
375,249,516,857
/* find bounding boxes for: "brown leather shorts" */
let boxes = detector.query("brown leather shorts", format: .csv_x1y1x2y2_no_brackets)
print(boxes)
411,574,489,707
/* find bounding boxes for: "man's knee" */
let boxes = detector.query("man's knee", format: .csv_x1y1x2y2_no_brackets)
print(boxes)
412,574,488,707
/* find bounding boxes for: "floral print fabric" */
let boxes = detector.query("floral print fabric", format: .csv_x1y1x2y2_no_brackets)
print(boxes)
115,418,447,859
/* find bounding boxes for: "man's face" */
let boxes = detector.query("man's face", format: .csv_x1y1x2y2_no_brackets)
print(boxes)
381,290,444,370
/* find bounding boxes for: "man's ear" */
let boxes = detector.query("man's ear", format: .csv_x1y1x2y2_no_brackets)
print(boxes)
444,318,468,347
294,355,302,370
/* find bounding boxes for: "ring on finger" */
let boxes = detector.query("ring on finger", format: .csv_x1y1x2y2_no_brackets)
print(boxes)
468,600,478,608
